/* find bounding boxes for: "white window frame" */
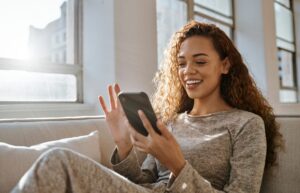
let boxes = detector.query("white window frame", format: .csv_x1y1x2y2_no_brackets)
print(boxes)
0,0,158,119
0,0,88,119
187,0,235,39
185,0,300,116
0,0,83,104
274,0,299,103
234,0,300,116
273,0,300,115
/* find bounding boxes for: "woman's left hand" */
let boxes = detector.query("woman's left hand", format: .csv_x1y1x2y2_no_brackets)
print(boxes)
127,110,186,177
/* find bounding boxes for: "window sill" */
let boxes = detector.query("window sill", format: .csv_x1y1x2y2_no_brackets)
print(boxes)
273,103,300,117
0,103,97,119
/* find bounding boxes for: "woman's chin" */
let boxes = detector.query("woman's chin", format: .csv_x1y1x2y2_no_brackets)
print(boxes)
187,92,204,99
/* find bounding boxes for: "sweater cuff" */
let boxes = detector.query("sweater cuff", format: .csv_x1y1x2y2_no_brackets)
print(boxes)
166,161,190,191
166,161,210,193
111,147,141,179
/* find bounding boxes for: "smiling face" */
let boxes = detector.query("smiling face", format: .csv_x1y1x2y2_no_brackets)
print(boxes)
177,36,230,101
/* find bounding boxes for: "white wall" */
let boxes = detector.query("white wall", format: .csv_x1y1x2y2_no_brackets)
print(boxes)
83,0,115,114
114,0,158,95
84,0,158,115
234,0,300,115
234,0,278,104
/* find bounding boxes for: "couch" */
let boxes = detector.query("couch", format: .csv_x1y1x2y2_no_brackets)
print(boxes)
0,116,299,193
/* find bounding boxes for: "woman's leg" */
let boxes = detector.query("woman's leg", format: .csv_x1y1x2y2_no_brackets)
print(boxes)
11,148,152,193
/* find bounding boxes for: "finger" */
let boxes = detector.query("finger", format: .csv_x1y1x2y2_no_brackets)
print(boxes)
128,130,148,151
114,84,124,113
156,119,172,139
108,85,116,110
132,139,147,150
114,83,121,95
113,83,120,105
127,122,148,144
134,146,148,153
138,110,156,137
129,133,135,144
98,96,108,115
130,128,148,145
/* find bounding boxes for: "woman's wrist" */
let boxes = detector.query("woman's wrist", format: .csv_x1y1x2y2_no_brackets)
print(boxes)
171,159,186,177
116,140,133,161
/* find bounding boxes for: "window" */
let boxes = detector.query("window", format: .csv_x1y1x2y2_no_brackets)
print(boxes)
0,0,82,102
274,0,298,103
156,0,234,65
193,0,234,39
156,0,188,65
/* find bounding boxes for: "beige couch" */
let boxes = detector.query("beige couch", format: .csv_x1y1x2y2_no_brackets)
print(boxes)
0,116,299,193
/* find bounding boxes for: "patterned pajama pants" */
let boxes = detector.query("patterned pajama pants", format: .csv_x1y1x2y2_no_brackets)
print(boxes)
11,148,155,193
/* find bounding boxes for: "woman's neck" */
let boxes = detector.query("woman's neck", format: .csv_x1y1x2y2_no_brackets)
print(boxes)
189,94,232,116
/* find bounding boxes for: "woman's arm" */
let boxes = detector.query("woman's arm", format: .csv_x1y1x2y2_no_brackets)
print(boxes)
166,117,267,193
99,84,160,184
111,147,158,184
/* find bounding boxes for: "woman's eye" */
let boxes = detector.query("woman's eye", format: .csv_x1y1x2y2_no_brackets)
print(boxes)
196,61,206,65
178,63,186,68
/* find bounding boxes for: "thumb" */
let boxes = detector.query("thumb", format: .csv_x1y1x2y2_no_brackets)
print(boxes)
156,120,172,139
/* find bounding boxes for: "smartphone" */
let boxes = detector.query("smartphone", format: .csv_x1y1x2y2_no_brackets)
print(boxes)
118,92,161,136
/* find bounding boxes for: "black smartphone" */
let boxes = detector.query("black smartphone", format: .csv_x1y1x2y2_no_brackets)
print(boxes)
118,92,161,136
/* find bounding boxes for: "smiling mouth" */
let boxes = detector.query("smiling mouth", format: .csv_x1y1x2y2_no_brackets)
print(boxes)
185,79,203,89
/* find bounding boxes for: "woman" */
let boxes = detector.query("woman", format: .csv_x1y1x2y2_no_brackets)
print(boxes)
12,21,283,193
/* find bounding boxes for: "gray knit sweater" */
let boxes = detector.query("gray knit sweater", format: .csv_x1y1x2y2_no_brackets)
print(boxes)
111,109,267,193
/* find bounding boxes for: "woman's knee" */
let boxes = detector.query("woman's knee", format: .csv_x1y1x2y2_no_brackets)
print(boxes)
37,147,77,166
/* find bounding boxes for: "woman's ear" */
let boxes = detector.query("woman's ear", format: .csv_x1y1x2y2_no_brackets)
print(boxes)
222,58,231,74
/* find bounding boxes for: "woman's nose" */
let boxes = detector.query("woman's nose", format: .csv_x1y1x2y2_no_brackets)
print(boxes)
183,63,196,74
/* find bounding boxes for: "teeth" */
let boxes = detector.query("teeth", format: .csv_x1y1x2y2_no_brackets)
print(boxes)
186,80,202,84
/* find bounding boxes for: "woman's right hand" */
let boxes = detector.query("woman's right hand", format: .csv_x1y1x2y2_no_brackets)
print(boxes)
98,84,132,160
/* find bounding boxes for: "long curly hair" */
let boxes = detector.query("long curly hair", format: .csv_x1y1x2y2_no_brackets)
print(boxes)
152,21,284,170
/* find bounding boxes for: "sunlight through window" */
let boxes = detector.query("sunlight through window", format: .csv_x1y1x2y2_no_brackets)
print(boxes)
0,0,67,62
0,0,82,102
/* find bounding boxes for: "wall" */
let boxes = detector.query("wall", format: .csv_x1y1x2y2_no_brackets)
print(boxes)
114,0,158,95
84,0,158,115
83,0,115,113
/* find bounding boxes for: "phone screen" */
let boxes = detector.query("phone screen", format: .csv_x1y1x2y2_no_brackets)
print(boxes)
118,92,161,136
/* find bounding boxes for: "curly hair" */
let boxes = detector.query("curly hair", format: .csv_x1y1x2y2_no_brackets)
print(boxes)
152,21,284,170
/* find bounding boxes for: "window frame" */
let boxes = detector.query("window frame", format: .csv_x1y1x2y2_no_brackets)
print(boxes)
186,0,235,39
274,0,299,103
0,0,83,104
184,0,300,115
235,0,300,116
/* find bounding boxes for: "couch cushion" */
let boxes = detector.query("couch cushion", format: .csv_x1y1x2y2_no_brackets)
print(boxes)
1,116,299,193
0,117,115,167
260,117,300,193
0,130,100,193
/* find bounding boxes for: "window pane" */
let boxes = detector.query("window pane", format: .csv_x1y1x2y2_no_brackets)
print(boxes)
274,3,294,43
276,38,295,52
277,49,295,88
156,0,187,64
194,6,233,26
276,0,290,8
0,70,77,102
279,89,298,103
0,0,75,64
194,15,232,38
194,0,232,17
